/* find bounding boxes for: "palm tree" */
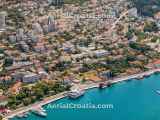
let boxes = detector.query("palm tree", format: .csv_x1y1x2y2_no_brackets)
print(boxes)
95,41,99,50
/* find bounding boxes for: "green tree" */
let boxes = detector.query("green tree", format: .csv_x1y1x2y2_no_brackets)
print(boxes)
23,98,32,106
144,21,158,32
34,88,44,100
4,58,13,67
0,115,3,120
0,48,4,54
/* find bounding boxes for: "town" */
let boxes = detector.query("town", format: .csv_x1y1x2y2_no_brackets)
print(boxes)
0,0,160,119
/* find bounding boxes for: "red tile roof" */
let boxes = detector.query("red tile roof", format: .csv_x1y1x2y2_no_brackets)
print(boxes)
0,95,8,101
153,60,160,65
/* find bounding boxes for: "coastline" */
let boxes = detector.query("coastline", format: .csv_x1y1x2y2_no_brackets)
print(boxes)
4,68,160,120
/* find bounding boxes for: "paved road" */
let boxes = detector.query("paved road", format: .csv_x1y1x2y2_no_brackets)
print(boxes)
110,10,129,31
5,68,160,119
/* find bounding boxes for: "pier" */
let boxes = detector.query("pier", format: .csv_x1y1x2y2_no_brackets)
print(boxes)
4,68,160,119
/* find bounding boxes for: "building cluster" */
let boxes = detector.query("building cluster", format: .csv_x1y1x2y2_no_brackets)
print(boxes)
0,0,160,113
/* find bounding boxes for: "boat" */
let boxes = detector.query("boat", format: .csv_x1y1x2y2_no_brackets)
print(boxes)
67,89,85,99
154,71,160,75
143,73,150,78
31,108,47,117
99,81,112,89
99,83,107,89
40,107,46,112
137,75,144,80
16,112,28,118
156,90,160,95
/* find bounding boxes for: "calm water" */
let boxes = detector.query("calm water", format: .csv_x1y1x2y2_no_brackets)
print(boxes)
12,73,160,120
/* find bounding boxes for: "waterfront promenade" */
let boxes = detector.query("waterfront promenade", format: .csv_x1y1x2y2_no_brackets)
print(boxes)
4,68,160,120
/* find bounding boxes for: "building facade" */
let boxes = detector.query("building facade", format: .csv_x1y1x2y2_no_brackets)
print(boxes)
0,11,6,31
48,0,64,6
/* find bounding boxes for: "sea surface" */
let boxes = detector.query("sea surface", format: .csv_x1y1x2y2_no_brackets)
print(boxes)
12,73,160,120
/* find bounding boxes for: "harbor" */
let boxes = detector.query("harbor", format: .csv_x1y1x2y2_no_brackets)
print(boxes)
4,68,160,120
11,71,160,120
1,0,160,120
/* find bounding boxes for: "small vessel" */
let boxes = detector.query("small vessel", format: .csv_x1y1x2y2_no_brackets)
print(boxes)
99,83,107,89
155,71,160,75
16,112,28,118
99,81,112,89
31,108,47,117
156,90,160,95
40,107,46,112
137,75,144,80
67,89,85,99
143,73,150,78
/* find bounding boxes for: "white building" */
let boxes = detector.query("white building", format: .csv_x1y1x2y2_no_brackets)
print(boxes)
93,50,109,57
22,73,40,83
0,11,7,31
48,0,64,6
128,8,138,18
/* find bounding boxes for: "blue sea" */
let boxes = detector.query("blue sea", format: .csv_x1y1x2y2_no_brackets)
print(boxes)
12,73,160,120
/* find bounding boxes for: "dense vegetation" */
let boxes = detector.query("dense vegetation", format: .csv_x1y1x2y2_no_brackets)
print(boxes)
131,0,160,17
7,81,71,109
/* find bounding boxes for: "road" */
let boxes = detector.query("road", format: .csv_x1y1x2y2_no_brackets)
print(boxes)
4,68,160,120
110,10,129,31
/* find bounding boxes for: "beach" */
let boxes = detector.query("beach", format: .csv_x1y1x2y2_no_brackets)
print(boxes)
4,68,160,120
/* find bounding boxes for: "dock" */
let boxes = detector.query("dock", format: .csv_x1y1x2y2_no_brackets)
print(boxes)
4,68,160,119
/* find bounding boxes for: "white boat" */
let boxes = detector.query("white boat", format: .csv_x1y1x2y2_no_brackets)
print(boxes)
16,112,28,118
41,108,46,112
156,90,160,95
67,89,85,99
137,75,144,80
31,108,47,117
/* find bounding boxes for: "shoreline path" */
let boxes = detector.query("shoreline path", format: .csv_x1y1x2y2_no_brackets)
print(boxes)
4,68,160,119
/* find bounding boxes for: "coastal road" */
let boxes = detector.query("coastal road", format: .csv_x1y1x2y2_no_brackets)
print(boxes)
4,68,160,120
111,69,160,84
4,92,67,119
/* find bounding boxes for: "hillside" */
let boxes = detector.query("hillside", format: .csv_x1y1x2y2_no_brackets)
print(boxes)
131,0,160,17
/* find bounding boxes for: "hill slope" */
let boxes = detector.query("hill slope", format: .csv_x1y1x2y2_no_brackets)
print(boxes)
131,0,160,17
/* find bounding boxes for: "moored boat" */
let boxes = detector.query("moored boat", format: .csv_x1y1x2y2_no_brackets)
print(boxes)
143,73,150,78
31,108,47,117
99,83,107,89
137,75,144,80
67,89,85,99
99,81,112,89
16,112,28,118
156,90,160,95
